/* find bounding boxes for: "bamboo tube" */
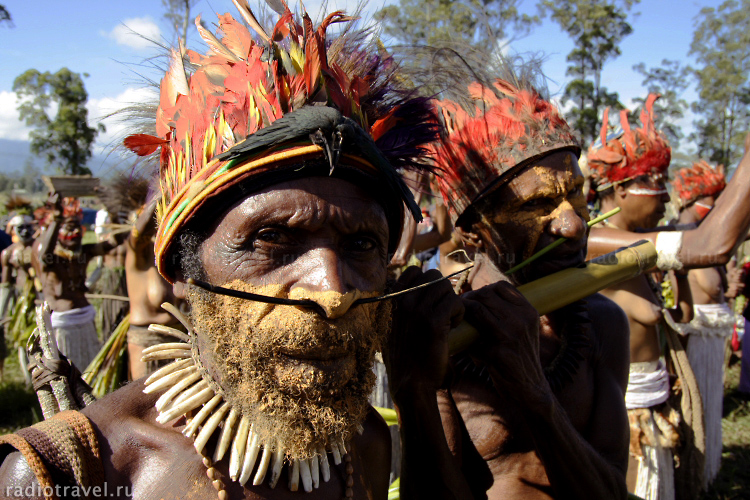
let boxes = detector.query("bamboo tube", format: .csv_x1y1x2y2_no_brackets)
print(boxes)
448,240,657,354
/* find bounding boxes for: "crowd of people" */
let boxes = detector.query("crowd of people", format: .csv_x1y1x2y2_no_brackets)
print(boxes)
0,3,749,500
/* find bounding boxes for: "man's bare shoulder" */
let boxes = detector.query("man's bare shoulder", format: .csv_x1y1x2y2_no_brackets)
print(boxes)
82,378,188,455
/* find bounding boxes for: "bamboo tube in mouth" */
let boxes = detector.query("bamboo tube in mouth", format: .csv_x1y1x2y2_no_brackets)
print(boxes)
447,239,657,354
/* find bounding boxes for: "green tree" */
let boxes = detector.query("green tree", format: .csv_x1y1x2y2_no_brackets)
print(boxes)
541,0,639,147
631,59,689,151
12,68,104,176
374,0,539,54
689,0,750,169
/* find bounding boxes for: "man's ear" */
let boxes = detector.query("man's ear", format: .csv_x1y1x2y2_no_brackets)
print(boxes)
454,225,483,250
613,182,628,200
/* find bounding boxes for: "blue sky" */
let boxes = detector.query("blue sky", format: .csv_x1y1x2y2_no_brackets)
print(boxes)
0,0,723,157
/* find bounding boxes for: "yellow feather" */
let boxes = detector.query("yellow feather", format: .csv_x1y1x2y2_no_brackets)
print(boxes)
289,42,305,74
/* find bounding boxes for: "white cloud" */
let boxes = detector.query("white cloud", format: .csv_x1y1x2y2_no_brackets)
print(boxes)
0,91,31,141
87,87,159,153
106,17,162,50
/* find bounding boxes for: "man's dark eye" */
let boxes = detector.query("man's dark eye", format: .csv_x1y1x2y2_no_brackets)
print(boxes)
522,198,549,209
254,229,287,245
346,237,376,252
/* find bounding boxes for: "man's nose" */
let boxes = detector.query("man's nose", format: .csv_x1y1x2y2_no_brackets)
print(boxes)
290,247,355,318
548,201,587,240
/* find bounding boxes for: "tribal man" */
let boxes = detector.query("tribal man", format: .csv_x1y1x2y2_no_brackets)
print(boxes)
0,5,471,499
31,196,129,371
670,161,733,488
0,213,37,378
587,98,750,500
400,71,631,499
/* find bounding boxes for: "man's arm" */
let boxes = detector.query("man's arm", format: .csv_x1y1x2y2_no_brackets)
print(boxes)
668,271,693,323
588,133,750,268
0,452,44,500
462,286,629,500
386,268,475,500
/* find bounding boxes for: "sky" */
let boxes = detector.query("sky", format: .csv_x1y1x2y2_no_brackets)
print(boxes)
0,0,724,165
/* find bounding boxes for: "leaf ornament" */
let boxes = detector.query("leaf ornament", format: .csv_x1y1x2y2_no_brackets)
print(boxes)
430,79,580,223
588,93,671,191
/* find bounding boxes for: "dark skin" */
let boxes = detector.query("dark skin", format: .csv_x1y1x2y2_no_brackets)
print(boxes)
594,177,693,365
1,226,35,291
1,178,400,499
588,133,750,268
126,201,181,380
31,195,129,312
393,150,630,499
438,151,628,498
677,195,730,306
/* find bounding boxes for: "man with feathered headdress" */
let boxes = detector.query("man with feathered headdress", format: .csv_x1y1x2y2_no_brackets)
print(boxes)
670,161,734,488
0,200,38,379
0,3,467,499
29,196,130,372
586,96,750,500
402,62,631,499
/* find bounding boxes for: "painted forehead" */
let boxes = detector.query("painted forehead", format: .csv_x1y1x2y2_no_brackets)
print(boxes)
501,153,584,203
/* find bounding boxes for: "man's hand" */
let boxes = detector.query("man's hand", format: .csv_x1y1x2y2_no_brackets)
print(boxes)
385,267,464,400
461,281,551,411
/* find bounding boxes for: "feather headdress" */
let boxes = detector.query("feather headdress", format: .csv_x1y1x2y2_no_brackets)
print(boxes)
430,79,579,223
672,160,726,207
588,94,671,192
123,1,437,281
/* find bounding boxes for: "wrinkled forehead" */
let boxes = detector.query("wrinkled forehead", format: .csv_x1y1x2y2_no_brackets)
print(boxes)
500,150,583,201
197,176,390,239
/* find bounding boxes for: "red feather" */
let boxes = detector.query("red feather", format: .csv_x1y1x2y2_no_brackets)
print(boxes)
124,134,168,156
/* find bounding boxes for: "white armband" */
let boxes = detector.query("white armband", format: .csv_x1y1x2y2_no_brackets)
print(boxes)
655,231,684,271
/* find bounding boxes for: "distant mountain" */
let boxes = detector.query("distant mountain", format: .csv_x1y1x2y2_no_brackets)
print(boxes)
0,138,128,178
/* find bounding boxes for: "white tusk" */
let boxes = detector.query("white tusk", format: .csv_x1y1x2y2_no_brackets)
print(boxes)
214,407,238,462
141,342,190,355
148,323,191,342
310,452,319,489
183,394,222,437
160,302,194,335
194,401,231,454
238,427,260,486
338,437,348,455
168,379,208,410
155,371,202,411
318,446,330,482
288,459,300,491
268,447,285,488
299,459,313,492
330,443,342,465
156,387,214,424
144,365,197,394
229,416,251,480
144,358,193,386
253,445,272,486
141,349,192,362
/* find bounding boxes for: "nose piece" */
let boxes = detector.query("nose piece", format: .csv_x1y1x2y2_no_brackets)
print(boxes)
289,288,363,319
